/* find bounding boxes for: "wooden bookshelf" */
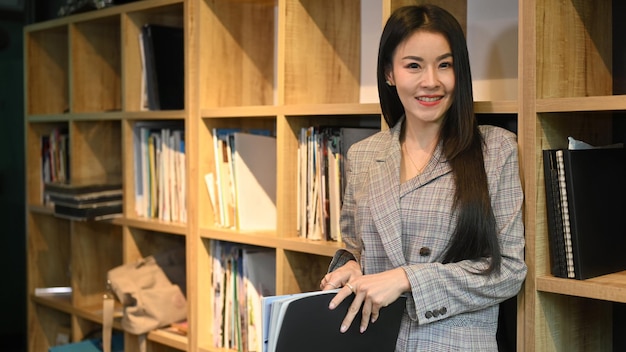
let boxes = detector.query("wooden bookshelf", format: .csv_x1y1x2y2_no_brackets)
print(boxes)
24,0,522,351
26,0,624,351
520,0,626,351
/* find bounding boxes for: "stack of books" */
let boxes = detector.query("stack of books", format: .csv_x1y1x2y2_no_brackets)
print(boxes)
44,182,123,221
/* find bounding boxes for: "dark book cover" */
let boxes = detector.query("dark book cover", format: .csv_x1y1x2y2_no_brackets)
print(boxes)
49,195,122,208
141,24,184,110
54,203,123,221
44,181,122,195
560,147,626,280
269,291,406,352
542,150,568,278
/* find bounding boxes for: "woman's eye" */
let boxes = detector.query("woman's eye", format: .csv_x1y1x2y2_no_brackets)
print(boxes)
407,62,420,70
440,61,453,69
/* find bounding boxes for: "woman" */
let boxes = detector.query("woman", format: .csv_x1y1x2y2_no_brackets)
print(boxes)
319,4,526,351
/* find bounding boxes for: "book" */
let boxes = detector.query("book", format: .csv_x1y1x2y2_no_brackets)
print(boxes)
54,203,123,221
210,242,277,351
243,248,276,352
543,147,626,280
132,121,185,220
231,132,277,231
44,181,122,197
262,290,406,352
43,182,123,220
212,128,241,228
141,24,184,110
297,126,378,240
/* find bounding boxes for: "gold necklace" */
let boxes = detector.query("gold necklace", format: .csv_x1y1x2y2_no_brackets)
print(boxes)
402,142,430,174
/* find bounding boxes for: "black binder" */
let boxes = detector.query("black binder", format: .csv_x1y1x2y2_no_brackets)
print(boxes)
543,147,626,280
141,24,184,110
265,291,406,352
542,150,568,278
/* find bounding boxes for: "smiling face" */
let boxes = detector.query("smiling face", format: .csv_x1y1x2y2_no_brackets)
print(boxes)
386,30,455,127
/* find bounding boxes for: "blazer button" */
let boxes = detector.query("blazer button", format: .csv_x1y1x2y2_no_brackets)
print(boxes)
419,247,431,256
440,307,447,315
432,309,440,317
425,311,433,319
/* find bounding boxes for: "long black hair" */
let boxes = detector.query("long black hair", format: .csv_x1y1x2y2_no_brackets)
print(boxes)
377,4,501,274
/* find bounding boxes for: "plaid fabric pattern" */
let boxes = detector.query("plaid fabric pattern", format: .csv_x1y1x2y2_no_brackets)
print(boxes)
328,121,526,352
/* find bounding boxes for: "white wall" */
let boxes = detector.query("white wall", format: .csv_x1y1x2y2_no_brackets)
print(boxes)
467,0,518,101
359,0,519,103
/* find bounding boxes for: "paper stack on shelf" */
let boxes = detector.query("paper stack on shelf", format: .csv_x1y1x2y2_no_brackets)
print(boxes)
44,182,123,221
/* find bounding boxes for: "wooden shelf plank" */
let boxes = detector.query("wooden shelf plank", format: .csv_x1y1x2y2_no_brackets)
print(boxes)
31,293,123,329
147,329,188,351
199,228,343,257
25,0,185,32
474,100,518,114
537,95,626,113
116,217,187,235
536,271,626,303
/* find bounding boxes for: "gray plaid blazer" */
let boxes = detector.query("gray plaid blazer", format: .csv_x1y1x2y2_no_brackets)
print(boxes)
329,120,527,352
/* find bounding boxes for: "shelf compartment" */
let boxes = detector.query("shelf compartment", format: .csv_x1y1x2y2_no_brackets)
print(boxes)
28,213,71,290
32,293,123,330
537,112,615,151
534,291,613,351
26,26,69,115
537,0,612,99
124,119,186,222
199,116,277,229
26,122,69,206
71,120,122,184
70,16,122,113
29,303,72,351
71,221,123,308
126,227,187,262
278,114,381,239
199,0,276,108
281,0,360,105
277,249,332,294
27,212,71,351
123,3,185,112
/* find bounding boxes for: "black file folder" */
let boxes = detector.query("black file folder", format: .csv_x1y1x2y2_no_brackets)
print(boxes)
141,24,184,110
543,147,626,280
264,290,406,352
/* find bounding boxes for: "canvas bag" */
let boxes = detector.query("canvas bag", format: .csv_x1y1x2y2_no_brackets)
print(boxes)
102,247,187,352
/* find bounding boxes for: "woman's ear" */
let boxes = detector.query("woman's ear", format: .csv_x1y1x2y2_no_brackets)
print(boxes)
385,71,395,86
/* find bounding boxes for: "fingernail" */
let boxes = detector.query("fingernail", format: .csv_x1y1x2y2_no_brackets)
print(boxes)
340,325,348,333
360,326,366,333
329,302,336,309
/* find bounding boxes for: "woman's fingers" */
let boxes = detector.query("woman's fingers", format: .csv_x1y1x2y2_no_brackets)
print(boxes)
359,301,372,333
340,291,362,333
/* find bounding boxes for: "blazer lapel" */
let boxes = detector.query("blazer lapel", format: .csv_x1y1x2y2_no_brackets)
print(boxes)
367,124,407,268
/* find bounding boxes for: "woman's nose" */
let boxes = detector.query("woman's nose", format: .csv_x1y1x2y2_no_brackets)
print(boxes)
420,67,439,88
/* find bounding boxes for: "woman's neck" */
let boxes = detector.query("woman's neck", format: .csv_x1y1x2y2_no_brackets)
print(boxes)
400,120,440,182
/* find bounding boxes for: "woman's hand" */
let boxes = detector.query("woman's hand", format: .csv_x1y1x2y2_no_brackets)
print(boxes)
328,267,409,334
319,260,362,291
